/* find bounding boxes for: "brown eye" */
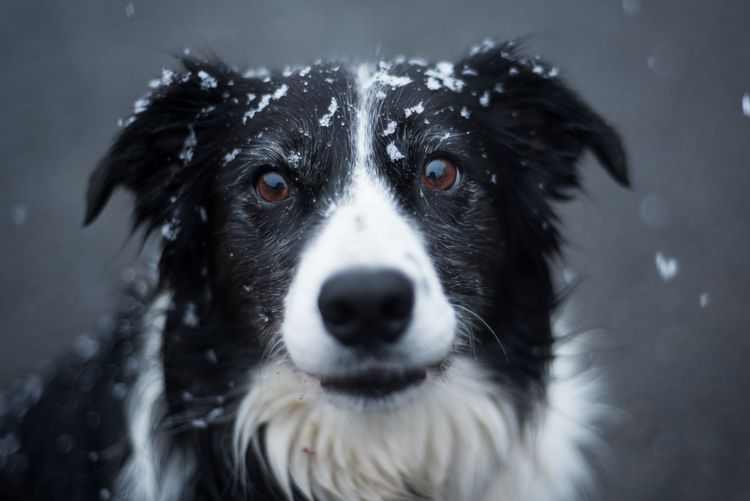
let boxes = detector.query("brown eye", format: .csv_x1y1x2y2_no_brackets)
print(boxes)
422,158,460,191
255,169,291,203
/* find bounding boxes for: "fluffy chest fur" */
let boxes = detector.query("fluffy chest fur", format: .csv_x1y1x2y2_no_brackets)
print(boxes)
233,353,599,501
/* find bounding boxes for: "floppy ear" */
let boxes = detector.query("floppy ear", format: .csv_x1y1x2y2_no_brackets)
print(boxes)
85,58,242,291
459,42,629,255
85,58,239,228
461,42,628,189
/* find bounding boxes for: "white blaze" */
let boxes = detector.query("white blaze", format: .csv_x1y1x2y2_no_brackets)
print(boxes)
280,63,456,378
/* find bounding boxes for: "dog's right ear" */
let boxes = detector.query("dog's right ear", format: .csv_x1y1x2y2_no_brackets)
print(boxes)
84,58,239,231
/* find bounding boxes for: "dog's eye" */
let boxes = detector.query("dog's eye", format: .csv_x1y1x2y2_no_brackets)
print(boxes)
422,158,460,191
256,169,291,203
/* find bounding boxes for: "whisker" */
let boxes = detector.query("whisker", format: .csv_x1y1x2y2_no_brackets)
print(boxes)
453,304,508,362
454,314,478,360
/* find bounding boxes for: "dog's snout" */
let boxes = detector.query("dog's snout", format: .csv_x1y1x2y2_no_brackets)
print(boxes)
318,269,414,347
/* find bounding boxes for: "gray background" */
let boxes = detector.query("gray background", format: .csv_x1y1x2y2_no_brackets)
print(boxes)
1,0,749,499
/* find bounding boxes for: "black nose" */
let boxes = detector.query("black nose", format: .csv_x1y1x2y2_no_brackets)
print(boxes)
318,269,415,347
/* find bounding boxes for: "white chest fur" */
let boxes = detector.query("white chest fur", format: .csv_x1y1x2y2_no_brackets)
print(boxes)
233,346,602,501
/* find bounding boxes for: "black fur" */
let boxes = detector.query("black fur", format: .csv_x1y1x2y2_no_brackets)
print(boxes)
0,41,627,500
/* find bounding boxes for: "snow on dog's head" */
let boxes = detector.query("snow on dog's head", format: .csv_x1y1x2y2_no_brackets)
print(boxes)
85,40,628,500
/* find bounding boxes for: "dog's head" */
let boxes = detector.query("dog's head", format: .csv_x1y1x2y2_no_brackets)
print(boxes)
86,42,627,415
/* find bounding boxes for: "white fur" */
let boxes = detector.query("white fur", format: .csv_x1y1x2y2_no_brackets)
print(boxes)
281,63,456,380
487,327,608,501
114,294,196,501
232,320,603,501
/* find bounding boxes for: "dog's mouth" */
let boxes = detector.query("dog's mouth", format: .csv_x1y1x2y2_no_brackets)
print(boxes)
319,367,428,398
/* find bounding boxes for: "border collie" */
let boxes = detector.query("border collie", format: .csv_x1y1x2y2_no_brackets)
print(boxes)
0,40,628,500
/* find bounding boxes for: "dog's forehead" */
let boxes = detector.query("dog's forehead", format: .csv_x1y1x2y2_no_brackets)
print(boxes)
241,62,354,136
237,59,480,172
254,59,484,119
353,60,481,151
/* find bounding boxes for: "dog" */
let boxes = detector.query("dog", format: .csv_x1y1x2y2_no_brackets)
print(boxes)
0,39,628,500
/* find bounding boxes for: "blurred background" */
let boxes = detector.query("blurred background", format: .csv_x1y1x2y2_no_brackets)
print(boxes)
1,0,748,499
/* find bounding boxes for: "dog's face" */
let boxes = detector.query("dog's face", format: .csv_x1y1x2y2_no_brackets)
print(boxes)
85,42,627,414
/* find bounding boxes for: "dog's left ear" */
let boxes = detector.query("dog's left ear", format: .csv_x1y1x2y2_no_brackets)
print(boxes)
459,43,629,198
85,58,243,294
84,58,239,229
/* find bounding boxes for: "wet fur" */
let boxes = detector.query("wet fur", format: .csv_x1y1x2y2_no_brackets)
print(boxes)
0,41,627,500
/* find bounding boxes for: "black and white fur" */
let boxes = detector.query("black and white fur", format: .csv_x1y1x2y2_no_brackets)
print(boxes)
0,40,628,500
